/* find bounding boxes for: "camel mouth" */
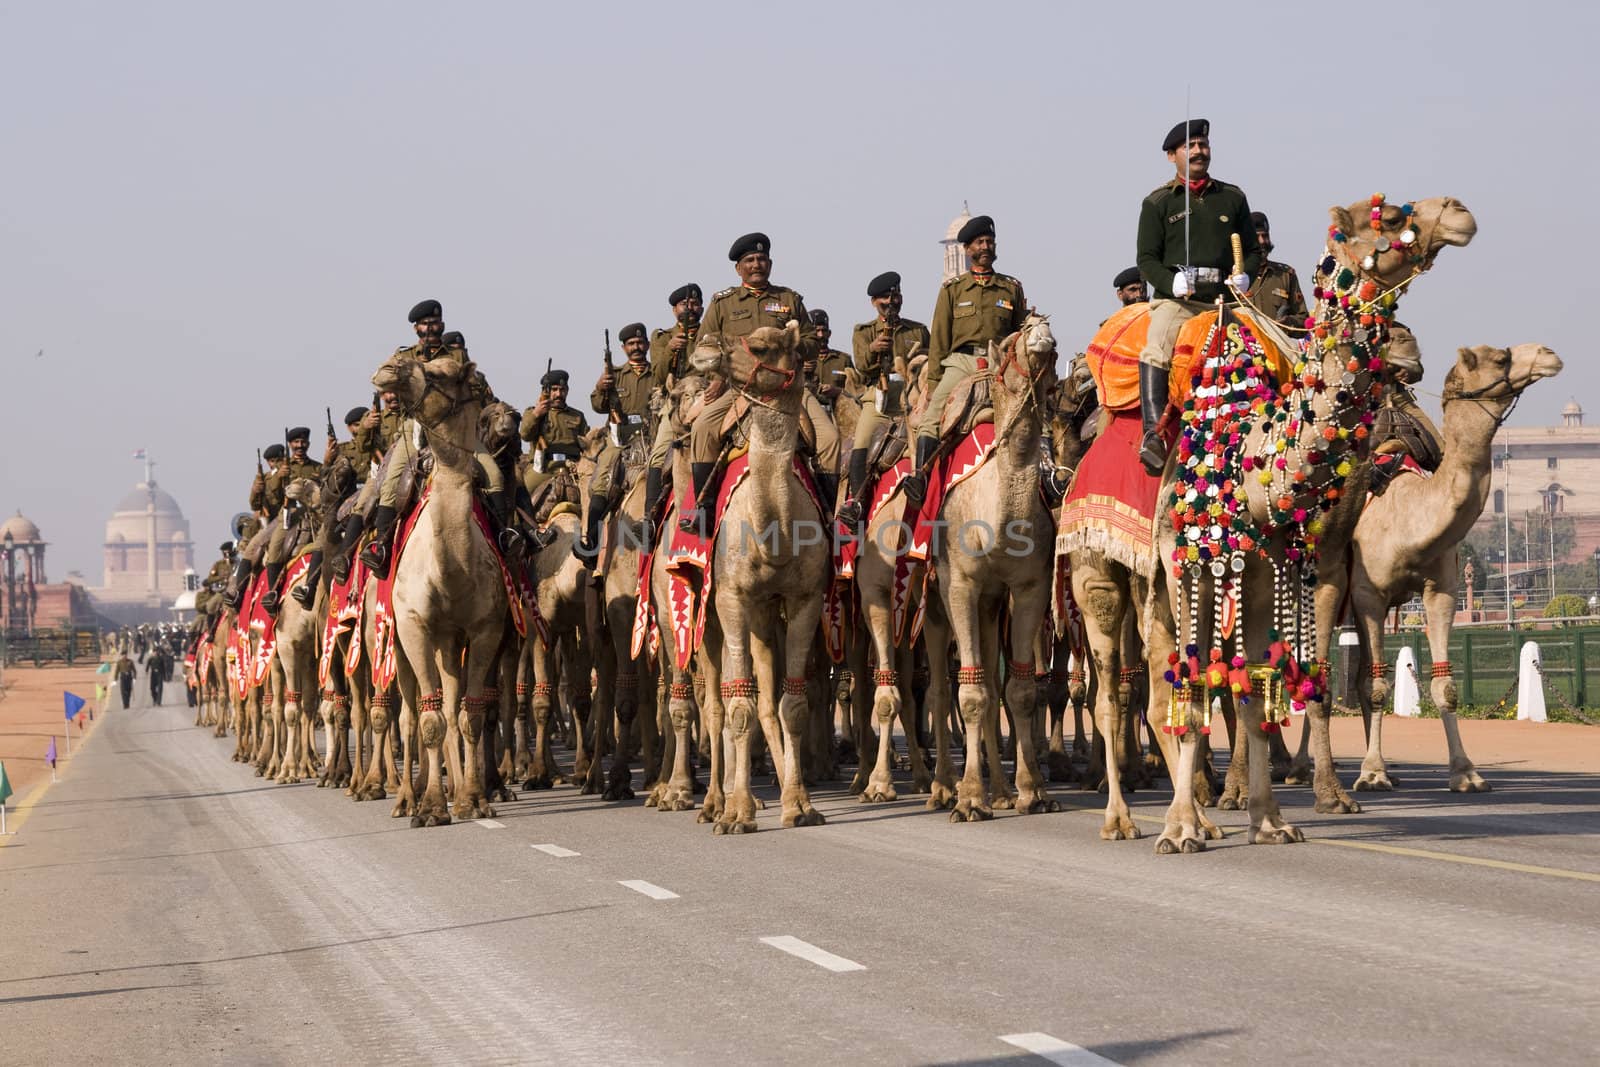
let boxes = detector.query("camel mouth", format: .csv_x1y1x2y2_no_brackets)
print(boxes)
1435,200,1478,248
1512,343,1563,383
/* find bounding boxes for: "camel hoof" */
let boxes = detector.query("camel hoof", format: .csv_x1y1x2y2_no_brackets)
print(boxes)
1252,825,1304,845
925,784,956,810
1016,794,1060,815
1156,834,1204,855
1216,790,1245,811
782,808,826,828
859,783,897,804
1314,792,1362,814
1354,771,1396,792
991,793,1017,811
906,775,933,795
845,773,870,796
950,801,993,823
410,814,426,828
603,784,636,802
1100,818,1141,841
1449,772,1491,793
522,776,553,791
1046,753,1075,784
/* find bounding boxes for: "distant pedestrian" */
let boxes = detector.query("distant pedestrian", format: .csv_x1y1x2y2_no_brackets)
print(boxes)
115,653,137,709
147,649,167,706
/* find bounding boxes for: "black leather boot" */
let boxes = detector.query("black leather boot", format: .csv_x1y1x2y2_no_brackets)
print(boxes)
330,513,365,583
641,466,663,553
292,551,322,608
359,505,398,576
573,493,612,564
900,435,938,510
221,556,252,608
835,447,870,527
677,462,715,535
1138,362,1171,475
259,560,286,615
815,472,838,517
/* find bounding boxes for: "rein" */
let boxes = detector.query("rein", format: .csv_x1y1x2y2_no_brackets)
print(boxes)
732,335,799,411
993,315,1054,446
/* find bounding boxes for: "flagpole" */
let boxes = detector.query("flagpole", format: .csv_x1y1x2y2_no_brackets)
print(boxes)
64,722,71,759
1,802,8,835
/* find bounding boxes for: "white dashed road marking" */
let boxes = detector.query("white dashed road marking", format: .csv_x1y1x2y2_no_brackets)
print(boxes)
530,843,580,857
618,880,679,900
474,819,505,829
998,1032,1123,1066
758,936,865,972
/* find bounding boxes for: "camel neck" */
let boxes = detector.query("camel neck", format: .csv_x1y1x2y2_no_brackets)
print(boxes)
1428,394,1500,532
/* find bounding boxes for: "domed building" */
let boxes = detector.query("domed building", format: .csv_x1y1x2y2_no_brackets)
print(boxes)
940,202,972,281
95,478,195,608
0,510,96,633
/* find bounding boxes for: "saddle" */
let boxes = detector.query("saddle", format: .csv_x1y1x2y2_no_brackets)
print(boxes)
937,372,992,439
1086,304,1296,412
522,466,581,528
1370,388,1443,492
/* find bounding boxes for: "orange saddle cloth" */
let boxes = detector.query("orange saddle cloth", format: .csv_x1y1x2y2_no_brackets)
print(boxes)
1085,303,1296,411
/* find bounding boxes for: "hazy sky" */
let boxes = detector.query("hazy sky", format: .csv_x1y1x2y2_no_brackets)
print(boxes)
2,0,1595,581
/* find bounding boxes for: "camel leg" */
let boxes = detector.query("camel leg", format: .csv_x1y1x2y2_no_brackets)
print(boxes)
655,669,698,812
860,592,903,803
1074,567,1139,840
897,646,932,793
359,689,391,802
513,643,533,781
524,640,565,789
346,667,369,796
1285,704,1314,786
1154,730,1207,854
944,584,994,824
1217,700,1248,810
318,691,340,788
982,627,1015,810
1344,585,1391,799
585,632,615,797
277,683,304,784
605,669,638,801
1239,694,1305,845
776,601,826,827
923,617,958,810
712,599,758,834
696,627,728,825
1420,570,1488,793
389,662,421,818
1307,584,1361,813
452,637,497,821
1008,591,1058,815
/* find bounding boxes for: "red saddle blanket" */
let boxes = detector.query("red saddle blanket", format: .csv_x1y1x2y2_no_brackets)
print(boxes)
318,559,370,688
370,488,531,693
907,423,995,562
1053,409,1168,577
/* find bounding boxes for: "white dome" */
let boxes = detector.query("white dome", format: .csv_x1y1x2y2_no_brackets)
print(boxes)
0,510,42,544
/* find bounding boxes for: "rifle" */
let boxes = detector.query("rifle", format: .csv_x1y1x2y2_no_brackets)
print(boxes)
601,328,621,425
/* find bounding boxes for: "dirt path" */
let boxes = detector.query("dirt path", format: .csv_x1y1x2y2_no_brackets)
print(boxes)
0,661,115,815
1322,713,1596,774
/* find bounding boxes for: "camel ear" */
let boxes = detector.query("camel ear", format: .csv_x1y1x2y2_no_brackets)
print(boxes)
1457,346,1478,372
1329,204,1356,235
784,319,802,349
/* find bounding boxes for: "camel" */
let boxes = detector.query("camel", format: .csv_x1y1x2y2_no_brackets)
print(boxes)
1134,193,1478,853
920,312,1061,822
372,349,510,827
268,479,333,785
521,509,594,791
693,321,831,832
1337,344,1562,791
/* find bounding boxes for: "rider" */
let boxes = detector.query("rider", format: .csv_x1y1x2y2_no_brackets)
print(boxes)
1113,266,1148,307
519,367,589,547
678,232,812,536
836,271,930,527
579,322,654,562
223,443,286,607
258,427,322,614
901,215,1028,509
1245,211,1309,329
1134,118,1261,474
643,284,703,537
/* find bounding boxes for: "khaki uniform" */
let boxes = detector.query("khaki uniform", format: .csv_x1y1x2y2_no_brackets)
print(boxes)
1135,176,1262,369
916,271,1027,439
850,317,929,451
590,361,653,503
369,340,503,512
263,456,323,567
1248,259,1309,329
687,284,810,467
249,467,285,519
376,408,405,452
816,347,853,392
647,323,701,468
332,439,374,484
518,403,589,496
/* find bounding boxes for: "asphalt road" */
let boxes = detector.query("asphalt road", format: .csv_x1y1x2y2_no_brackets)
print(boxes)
2,696,1597,1066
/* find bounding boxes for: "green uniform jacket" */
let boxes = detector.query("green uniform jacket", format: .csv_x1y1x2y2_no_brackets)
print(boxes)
519,404,588,465
816,347,853,389
333,439,372,483
249,471,279,518
1249,259,1310,328
650,323,701,391
591,361,654,443
699,284,810,347
852,317,931,383
376,409,405,452
928,272,1027,387
1136,176,1263,301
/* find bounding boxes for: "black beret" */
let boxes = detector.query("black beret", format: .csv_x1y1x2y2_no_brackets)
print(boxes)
808,309,829,327
541,369,570,388
408,299,443,323
263,444,286,460
344,406,368,426
1113,267,1143,289
1162,118,1209,152
728,232,770,262
866,271,901,298
618,322,646,343
956,215,994,246
442,330,465,348
286,426,311,442
668,283,702,306
220,540,235,553
1250,211,1270,231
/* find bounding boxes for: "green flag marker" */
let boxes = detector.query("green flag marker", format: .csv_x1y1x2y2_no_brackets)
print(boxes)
0,761,13,806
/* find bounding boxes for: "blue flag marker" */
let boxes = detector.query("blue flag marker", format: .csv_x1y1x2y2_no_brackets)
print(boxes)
64,692,87,721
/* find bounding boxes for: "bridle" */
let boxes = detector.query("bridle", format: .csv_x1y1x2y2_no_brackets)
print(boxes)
389,357,481,456
993,313,1055,444
1440,356,1521,428
733,335,799,411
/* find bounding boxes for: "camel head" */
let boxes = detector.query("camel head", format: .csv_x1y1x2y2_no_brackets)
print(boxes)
283,477,322,511
1327,195,1476,293
988,311,1058,431
697,321,806,414
1442,344,1563,412
478,400,520,455
371,353,479,433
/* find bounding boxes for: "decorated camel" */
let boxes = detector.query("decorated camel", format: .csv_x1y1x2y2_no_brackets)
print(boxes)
692,321,832,832
1141,194,1479,852
521,507,594,791
372,348,511,827
1337,343,1562,790
916,312,1061,821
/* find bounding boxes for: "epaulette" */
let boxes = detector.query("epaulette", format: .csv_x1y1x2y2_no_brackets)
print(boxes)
394,343,414,355
1146,181,1179,202
942,274,962,288
712,286,738,300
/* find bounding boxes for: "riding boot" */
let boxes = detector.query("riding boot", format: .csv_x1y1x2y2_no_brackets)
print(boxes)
292,551,322,609
259,560,286,615
641,466,663,552
677,461,715,535
900,435,938,510
330,513,365,583
573,493,612,564
221,556,252,608
1137,362,1171,475
1043,466,1073,508
815,472,838,517
358,505,398,577
835,447,870,527
492,494,524,557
